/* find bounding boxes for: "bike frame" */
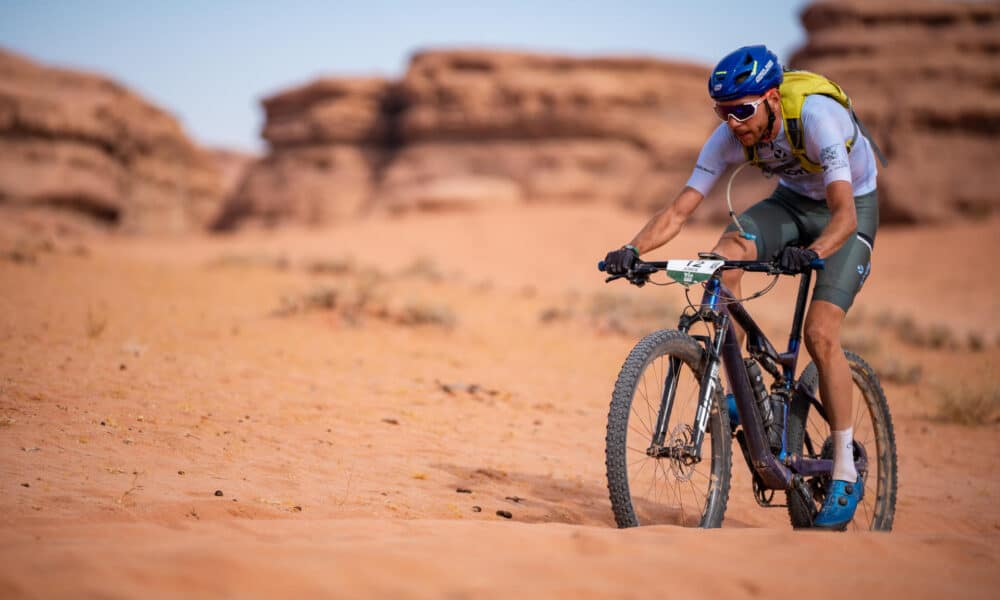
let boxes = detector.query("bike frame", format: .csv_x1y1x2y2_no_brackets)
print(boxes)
651,264,867,491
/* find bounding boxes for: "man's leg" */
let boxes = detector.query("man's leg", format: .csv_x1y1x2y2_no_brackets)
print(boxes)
804,299,857,484
712,231,756,337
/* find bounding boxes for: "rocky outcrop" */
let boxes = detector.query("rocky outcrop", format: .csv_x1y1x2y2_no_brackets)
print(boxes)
790,0,1000,222
221,50,719,228
215,79,398,229
227,2,1000,228
0,48,225,234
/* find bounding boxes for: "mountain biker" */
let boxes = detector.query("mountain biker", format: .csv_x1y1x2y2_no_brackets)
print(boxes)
602,45,879,530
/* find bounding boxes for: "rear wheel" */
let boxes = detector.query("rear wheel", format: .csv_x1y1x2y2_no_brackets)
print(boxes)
605,329,732,528
785,351,897,530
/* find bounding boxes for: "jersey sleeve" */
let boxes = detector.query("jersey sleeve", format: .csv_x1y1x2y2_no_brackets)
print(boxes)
685,123,744,196
801,95,855,188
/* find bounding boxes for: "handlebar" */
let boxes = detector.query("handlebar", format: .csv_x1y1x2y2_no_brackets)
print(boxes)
597,256,824,284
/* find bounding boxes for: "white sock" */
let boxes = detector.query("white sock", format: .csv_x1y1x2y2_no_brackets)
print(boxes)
831,427,858,482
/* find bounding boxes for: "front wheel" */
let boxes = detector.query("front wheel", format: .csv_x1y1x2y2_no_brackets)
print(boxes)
605,329,732,528
785,351,898,530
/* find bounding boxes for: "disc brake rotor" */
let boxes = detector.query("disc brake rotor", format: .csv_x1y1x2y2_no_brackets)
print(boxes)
667,423,695,481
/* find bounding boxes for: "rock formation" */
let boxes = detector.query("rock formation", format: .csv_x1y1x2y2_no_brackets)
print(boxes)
0,48,225,234
790,0,1000,222
227,1,1000,228
220,50,720,228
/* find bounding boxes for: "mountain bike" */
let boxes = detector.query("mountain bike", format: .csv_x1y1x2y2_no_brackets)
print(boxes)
598,254,897,530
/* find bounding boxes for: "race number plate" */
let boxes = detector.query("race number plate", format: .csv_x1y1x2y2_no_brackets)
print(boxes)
665,260,724,287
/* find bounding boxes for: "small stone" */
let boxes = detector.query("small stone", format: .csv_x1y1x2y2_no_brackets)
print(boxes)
504,496,523,503
100,421,106,426
177,470,185,475
292,505,303,512
471,506,482,512
119,364,126,371
21,483,30,488
381,418,399,425
496,510,512,519
456,488,472,494
214,490,224,497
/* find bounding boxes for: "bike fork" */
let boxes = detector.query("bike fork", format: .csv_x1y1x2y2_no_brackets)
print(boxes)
650,315,728,459
690,314,728,459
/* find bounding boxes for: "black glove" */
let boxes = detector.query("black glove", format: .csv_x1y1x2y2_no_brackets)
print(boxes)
604,245,639,275
776,246,819,274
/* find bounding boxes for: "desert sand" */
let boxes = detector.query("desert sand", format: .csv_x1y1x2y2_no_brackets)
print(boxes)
1,204,998,598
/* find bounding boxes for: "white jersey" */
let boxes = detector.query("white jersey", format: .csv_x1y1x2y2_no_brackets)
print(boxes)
686,94,878,200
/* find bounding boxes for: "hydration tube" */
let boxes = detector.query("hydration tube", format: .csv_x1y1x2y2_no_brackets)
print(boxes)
727,161,756,241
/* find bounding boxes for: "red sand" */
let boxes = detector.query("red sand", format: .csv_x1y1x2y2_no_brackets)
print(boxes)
1,204,998,598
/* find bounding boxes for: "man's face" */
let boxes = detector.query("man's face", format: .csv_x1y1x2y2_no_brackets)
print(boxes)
714,89,777,147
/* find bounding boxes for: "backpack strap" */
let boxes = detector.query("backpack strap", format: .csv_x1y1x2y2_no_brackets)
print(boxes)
851,108,889,168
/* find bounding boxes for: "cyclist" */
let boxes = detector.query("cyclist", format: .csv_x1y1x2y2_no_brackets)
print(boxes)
602,45,879,530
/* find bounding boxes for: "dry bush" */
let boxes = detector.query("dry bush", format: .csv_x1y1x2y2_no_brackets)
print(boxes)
393,301,457,328
272,281,455,329
935,382,1000,426
871,357,922,386
841,333,881,357
85,306,108,339
587,291,680,337
864,308,987,352
208,254,289,271
305,257,356,276
397,256,445,282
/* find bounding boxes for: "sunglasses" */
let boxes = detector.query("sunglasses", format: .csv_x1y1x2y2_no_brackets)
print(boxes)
714,96,768,122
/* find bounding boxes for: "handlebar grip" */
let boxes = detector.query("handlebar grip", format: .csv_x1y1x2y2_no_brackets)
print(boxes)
809,258,825,270
598,260,606,272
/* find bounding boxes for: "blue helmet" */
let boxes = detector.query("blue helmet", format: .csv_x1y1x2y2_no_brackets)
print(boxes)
708,45,783,101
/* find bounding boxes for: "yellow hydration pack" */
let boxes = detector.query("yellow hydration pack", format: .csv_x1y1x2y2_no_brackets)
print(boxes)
744,69,888,172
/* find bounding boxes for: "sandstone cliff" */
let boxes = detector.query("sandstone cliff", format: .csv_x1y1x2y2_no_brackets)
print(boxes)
220,50,719,229
226,1,1000,229
790,0,1000,222
0,48,225,234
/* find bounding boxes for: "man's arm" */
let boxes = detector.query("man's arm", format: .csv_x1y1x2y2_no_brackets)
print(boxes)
627,186,705,255
809,180,857,259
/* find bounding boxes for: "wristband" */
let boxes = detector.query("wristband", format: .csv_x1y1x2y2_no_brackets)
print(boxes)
624,244,639,257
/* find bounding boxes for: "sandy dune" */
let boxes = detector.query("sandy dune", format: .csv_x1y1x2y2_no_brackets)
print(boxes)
1,204,998,598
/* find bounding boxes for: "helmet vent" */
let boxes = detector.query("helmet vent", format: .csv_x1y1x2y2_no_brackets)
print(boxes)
734,72,750,84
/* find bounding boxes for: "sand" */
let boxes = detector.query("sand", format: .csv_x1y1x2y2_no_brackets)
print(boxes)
1,204,998,598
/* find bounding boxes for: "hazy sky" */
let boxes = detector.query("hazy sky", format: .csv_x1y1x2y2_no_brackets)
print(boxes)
1,0,812,151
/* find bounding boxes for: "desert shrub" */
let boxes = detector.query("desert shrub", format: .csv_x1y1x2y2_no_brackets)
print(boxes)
395,301,456,328
208,254,289,270
935,382,1000,426
398,256,445,282
305,257,356,276
841,333,881,357
587,291,679,336
871,357,922,386
86,306,108,339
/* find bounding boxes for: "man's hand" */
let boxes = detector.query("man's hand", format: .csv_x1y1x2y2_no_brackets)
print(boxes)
777,246,819,273
603,245,639,275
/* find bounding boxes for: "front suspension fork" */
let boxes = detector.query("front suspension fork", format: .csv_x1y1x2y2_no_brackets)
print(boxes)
649,314,728,461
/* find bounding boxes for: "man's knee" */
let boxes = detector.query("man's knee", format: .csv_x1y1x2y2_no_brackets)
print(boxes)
804,304,845,361
713,231,757,261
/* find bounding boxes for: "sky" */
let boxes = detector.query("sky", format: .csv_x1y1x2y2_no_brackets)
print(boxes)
0,0,812,151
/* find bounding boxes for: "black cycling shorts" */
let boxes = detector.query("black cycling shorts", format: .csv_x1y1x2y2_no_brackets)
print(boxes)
724,185,878,312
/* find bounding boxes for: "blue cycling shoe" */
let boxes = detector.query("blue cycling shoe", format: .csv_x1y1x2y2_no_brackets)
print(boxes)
813,476,864,530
